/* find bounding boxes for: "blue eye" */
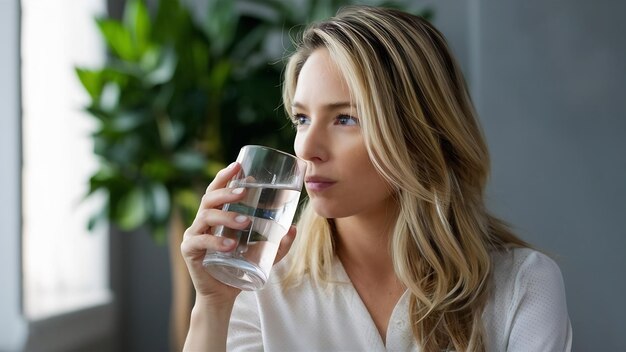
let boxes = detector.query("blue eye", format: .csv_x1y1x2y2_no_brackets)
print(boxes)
292,114,310,127
336,114,359,126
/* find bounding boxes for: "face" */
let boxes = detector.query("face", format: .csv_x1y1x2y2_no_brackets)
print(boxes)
292,48,394,219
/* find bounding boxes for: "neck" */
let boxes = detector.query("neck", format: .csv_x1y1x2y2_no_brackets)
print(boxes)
334,198,399,278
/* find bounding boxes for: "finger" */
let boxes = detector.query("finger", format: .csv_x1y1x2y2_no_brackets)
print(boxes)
199,186,248,210
181,233,238,259
205,162,241,193
274,225,297,264
186,209,251,237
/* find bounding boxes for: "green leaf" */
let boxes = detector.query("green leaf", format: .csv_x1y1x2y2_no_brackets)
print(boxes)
99,82,121,112
87,202,108,232
239,0,292,24
96,18,137,61
124,0,152,56
152,84,175,111
154,112,181,149
204,0,238,55
75,68,103,100
85,106,110,122
230,25,268,62
116,187,148,230
154,0,184,41
145,46,178,85
189,40,210,77
142,158,175,181
205,160,226,179
93,133,110,157
310,0,335,22
111,111,145,132
419,7,435,21
175,189,202,215
147,182,171,222
99,67,131,90
172,151,206,172
139,45,160,71
88,169,112,196
209,59,231,90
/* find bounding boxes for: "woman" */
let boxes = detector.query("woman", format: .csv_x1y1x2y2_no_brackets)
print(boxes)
182,6,572,352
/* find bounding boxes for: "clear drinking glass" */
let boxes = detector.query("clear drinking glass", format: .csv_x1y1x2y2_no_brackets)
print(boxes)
202,145,307,290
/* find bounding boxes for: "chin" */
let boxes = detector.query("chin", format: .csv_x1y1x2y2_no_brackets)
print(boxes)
310,199,352,219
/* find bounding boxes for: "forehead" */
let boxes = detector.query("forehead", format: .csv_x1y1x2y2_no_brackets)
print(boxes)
293,48,354,109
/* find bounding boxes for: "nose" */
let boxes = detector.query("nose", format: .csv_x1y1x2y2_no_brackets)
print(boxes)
294,121,328,164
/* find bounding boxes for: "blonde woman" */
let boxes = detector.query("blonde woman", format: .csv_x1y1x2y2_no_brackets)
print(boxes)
181,6,572,352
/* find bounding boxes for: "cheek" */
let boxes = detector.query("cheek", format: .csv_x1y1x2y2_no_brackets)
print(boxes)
348,148,375,176
347,154,390,196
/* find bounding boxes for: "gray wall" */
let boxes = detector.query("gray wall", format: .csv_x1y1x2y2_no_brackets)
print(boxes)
467,0,626,350
437,0,626,350
111,227,172,352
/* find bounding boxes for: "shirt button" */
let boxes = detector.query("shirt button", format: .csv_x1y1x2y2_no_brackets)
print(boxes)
395,320,406,329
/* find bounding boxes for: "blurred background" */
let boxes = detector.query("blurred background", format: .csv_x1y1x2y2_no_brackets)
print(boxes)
1,0,624,351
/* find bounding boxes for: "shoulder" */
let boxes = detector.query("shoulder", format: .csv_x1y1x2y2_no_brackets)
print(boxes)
490,247,568,316
485,247,572,351
491,247,564,285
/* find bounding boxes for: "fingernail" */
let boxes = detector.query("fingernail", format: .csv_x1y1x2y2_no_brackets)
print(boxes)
226,162,237,170
232,188,244,194
234,215,248,223
223,238,235,246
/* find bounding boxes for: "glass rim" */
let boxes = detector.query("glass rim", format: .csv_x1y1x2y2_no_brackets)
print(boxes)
241,145,304,162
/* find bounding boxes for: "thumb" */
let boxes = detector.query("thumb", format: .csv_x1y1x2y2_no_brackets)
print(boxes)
274,225,297,264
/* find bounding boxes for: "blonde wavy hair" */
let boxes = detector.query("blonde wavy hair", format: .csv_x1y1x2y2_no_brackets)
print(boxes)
282,6,528,352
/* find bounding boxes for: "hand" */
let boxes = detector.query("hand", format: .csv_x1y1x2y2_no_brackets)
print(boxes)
180,162,297,304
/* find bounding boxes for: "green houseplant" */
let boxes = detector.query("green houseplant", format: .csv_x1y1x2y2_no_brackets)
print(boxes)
77,0,298,242
76,1,295,349
76,0,426,349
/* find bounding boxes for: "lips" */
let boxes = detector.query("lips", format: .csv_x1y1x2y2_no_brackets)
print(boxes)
305,176,336,192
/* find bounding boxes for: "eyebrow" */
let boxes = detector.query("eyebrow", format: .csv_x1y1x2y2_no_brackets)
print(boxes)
291,101,355,110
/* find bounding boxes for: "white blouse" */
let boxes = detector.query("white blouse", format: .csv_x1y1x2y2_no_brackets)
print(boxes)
228,248,572,351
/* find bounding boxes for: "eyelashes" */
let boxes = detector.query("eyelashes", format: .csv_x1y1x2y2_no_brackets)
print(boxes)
291,113,360,127
335,114,359,126
291,113,309,127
